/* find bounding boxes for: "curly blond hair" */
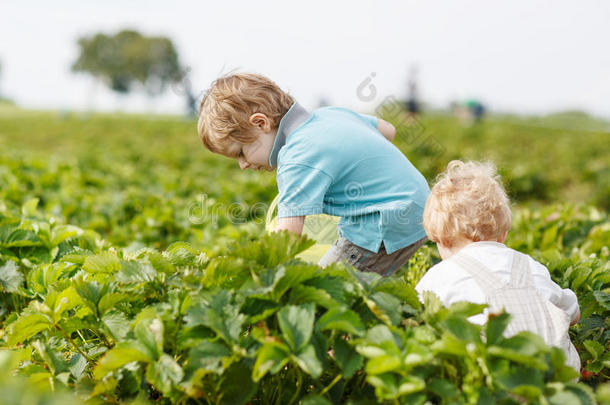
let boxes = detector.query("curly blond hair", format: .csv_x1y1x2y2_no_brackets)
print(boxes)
197,73,294,157
423,160,512,247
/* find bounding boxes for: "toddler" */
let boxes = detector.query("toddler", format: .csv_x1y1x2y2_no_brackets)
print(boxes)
415,160,580,371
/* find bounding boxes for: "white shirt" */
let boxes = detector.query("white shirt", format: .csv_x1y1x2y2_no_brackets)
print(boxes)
415,241,579,325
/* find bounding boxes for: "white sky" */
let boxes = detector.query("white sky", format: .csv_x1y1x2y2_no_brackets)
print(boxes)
1,0,609,117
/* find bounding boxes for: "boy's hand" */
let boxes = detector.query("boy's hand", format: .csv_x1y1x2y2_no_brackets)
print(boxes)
570,308,580,326
275,216,305,235
377,118,396,142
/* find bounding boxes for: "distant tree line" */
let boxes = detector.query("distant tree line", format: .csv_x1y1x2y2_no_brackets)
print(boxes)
72,29,197,115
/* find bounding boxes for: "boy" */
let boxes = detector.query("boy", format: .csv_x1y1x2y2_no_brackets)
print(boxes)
198,73,429,276
415,160,580,371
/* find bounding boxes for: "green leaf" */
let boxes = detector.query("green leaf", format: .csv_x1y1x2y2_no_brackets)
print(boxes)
430,332,466,356
241,298,281,323
301,395,333,405
442,315,483,343
427,378,459,402
333,337,362,378
289,285,339,309
305,276,348,305
593,290,610,310
134,312,164,361
184,290,246,344
272,263,320,300
252,341,290,382
116,260,157,284
277,303,315,352
73,277,109,317
146,354,184,396
487,333,549,370
6,313,52,346
48,286,83,319
201,256,249,289
373,277,421,309
83,252,121,274
495,366,544,395
316,307,364,336
21,198,39,217
293,344,323,378
98,292,131,315
233,230,315,267
549,382,597,405
367,373,425,400
32,340,70,376
597,383,610,405
366,354,402,375
485,311,511,345
365,292,402,325
147,251,175,274
68,353,87,381
186,340,232,374
403,341,434,369
365,324,396,344
0,261,24,293
583,340,605,361
447,301,488,319
93,342,152,379
0,227,41,248
102,310,130,340
164,242,200,267
218,362,257,405
50,225,82,247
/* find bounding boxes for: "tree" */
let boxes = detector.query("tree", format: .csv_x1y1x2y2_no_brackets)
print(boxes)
72,29,182,98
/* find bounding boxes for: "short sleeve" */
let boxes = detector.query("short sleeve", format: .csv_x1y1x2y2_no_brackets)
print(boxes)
531,260,580,321
276,164,333,218
359,114,378,130
557,289,580,322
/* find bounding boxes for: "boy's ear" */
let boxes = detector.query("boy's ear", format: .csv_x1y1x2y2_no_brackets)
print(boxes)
249,113,271,131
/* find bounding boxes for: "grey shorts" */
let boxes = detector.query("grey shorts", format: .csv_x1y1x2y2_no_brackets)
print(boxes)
317,236,428,276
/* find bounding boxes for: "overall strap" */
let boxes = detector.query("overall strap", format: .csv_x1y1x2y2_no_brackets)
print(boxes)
509,251,535,287
450,252,504,295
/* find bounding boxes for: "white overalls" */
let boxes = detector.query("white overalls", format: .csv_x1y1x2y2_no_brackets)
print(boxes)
450,250,581,372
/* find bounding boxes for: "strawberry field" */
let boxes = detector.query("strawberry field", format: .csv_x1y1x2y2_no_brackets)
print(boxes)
0,108,608,404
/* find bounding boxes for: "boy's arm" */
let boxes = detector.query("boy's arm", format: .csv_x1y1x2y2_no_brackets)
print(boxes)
534,261,580,324
571,308,580,326
275,216,305,235
377,118,396,142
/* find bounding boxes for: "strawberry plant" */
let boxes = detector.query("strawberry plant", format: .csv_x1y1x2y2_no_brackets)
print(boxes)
0,110,608,403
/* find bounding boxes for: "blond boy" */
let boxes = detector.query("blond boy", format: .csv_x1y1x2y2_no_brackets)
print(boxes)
198,73,430,275
416,160,580,371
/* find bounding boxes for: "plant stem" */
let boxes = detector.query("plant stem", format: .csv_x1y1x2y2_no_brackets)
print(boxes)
287,370,302,405
319,374,342,396
56,325,93,362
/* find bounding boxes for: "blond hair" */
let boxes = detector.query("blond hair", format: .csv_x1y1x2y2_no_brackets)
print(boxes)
423,160,512,247
197,73,294,157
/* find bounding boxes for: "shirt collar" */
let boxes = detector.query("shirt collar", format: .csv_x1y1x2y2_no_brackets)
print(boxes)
461,241,507,250
268,101,311,167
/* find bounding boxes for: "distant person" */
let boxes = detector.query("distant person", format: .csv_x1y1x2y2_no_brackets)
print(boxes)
405,66,420,116
416,160,580,372
452,100,486,125
197,73,430,276
466,99,485,122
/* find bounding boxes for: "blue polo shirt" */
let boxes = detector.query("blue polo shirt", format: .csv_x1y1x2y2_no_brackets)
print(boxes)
270,102,430,254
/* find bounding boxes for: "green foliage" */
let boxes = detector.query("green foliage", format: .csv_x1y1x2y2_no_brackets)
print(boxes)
0,110,608,403
0,202,607,403
72,29,182,95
